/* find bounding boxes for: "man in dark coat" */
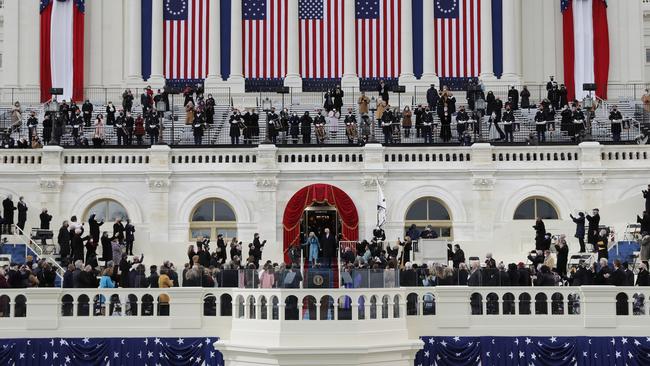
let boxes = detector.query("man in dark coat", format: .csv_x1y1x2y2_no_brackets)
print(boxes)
426,85,439,110
124,219,136,256
378,80,389,102
88,213,104,245
570,212,586,252
58,221,71,263
643,184,650,214
636,264,650,286
251,233,266,266
39,209,53,230
586,209,600,251
148,265,160,288
16,197,27,232
637,212,650,236
320,228,337,268
507,86,519,110
333,86,344,113
113,218,125,243
2,195,16,233
554,237,569,276
70,229,86,263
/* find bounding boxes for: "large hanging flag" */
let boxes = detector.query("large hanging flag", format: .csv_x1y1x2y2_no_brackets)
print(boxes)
40,0,85,102
243,0,288,79
163,0,211,81
355,0,401,79
561,0,610,101
299,0,344,79
434,0,481,79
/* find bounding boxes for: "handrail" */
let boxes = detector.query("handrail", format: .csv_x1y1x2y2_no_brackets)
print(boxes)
13,226,65,277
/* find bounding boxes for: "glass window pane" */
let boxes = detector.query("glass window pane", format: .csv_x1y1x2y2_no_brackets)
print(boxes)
190,229,212,239
405,199,428,221
215,228,238,240
214,201,236,222
440,227,452,237
107,201,128,221
192,201,214,222
87,202,108,222
536,199,558,220
427,200,450,220
514,199,535,220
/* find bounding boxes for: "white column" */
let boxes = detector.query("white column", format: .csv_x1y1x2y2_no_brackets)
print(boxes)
149,0,166,87
205,0,223,87
87,0,104,87
398,0,416,88
127,0,143,85
227,0,245,92
341,0,359,88
284,0,302,89
626,0,644,83
19,0,39,87
420,0,438,85
500,0,519,82
479,0,496,81
2,0,20,87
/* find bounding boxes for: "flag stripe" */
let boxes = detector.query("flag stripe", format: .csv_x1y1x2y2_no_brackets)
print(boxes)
434,0,481,78
355,0,400,79
163,0,209,80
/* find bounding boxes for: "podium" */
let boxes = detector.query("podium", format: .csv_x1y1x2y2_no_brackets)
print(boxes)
414,239,448,264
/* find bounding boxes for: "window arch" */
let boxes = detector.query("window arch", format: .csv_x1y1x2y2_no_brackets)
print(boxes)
189,198,237,241
84,199,128,222
404,197,453,239
513,197,559,220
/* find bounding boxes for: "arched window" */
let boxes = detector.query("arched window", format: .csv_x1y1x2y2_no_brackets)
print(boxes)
84,199,128,222
404,197,453,239
513,197,559,220
189,199,237,241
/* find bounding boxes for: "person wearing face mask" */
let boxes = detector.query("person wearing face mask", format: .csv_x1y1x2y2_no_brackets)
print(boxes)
572,105,585,142
279,108,290,144
229,109,242,145
300,111,313,144
115,111,127,146
344,108,358,144
105,102,116,125
502,104,515,142
438,103,452,143
205,94,215,124
289,112,300,144
421,107,433,144
609,105,623,142
534,105,546,143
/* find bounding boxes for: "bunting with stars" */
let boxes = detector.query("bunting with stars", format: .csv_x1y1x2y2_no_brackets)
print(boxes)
416,336,650,366
0,337,223,366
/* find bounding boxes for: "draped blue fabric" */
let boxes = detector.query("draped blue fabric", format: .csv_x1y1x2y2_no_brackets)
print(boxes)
416,336,650,366
0,337,223,366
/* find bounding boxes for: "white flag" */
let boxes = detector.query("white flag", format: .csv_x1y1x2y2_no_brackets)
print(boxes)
376,180,386,228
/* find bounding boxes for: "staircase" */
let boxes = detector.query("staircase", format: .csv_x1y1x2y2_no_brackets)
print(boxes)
6,226,65,287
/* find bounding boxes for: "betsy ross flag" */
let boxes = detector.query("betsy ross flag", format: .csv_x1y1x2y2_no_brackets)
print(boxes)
376,179,386,228
561,0,610,101
299,0,344,79
40,0,85,102
163,0,211,80
434,0,481,78
356,0,401,79
243,0,288,79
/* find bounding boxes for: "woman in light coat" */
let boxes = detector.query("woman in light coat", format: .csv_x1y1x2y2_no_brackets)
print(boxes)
302,232,320,266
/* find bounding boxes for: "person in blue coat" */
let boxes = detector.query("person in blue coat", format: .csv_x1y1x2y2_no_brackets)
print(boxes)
302,232,320,266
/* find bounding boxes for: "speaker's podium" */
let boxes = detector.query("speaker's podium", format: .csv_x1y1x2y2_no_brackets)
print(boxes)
413,239,449,264
305,268,333,288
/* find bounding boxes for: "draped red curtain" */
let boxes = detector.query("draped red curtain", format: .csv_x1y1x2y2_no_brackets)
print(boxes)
282,184,359,263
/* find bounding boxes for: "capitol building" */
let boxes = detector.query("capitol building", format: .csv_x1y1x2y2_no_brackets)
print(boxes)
0,0,649,365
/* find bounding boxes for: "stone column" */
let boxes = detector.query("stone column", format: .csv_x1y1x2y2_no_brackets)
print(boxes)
204,0,223,87
341,0,359,88
284,0,302,89
127,0,143,85
626,0,644,83
500,0,519,82
87,0,104,87
398,0,416,88
18,0,39,87
227,0,245,92
2,0,19,87
149,0,166,87
420,0,438,85
479,0,496,81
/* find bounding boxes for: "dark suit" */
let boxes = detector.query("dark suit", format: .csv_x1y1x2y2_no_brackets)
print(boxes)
586,213,600,245
320,233,337,267
636,269,650,286
2,198,16,225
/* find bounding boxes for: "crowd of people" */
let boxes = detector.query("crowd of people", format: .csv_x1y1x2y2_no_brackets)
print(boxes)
2,78,638,149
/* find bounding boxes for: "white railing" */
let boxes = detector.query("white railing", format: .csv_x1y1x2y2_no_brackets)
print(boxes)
12,226,65,277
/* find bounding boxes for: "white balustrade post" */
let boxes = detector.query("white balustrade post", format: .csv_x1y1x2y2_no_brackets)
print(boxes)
25,289,61,330
169,289,204,329
580,287,617,328
205,0,223,87
435,288,471,328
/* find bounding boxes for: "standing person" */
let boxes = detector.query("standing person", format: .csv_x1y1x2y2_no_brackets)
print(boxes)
193,116,205,145
426,84,439,110
643,184,650,214
105,101,116,125
27,111,38,143
300,111,313,144
502,104,515,142
124,112,135,145
134,114,146,145
570,212,586,252
402,106,413,139
320,228,337,268
39,209,52,230
114,111,127,146
146,111,159,145
57,221,71,264
438,103,452,143
88,213,104,245
288,112,300,144
534,105,546,143
302,232,320,266
344,109,358,144
554,235,569,276
100,232,112,267
333,85,344,114
122,89,134,113
520,86,531,110
229,110,241,145
124,219,135,256
16,197,27,233
42,113,53,145
586,209,601,252
2,195,16,234
93,114,105,147
422,107,433,144
378,80,389,103
507,86,519,110
113,218,125,244
609,105,623,142
533,218,546,251
358,92,370,115
82,100,93,127
204,94,215,124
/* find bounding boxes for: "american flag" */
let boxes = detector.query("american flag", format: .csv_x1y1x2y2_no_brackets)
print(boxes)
163,0,210,80
356,0,401,79
299,0,344,79
434,0,481,78
243,0,287,79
